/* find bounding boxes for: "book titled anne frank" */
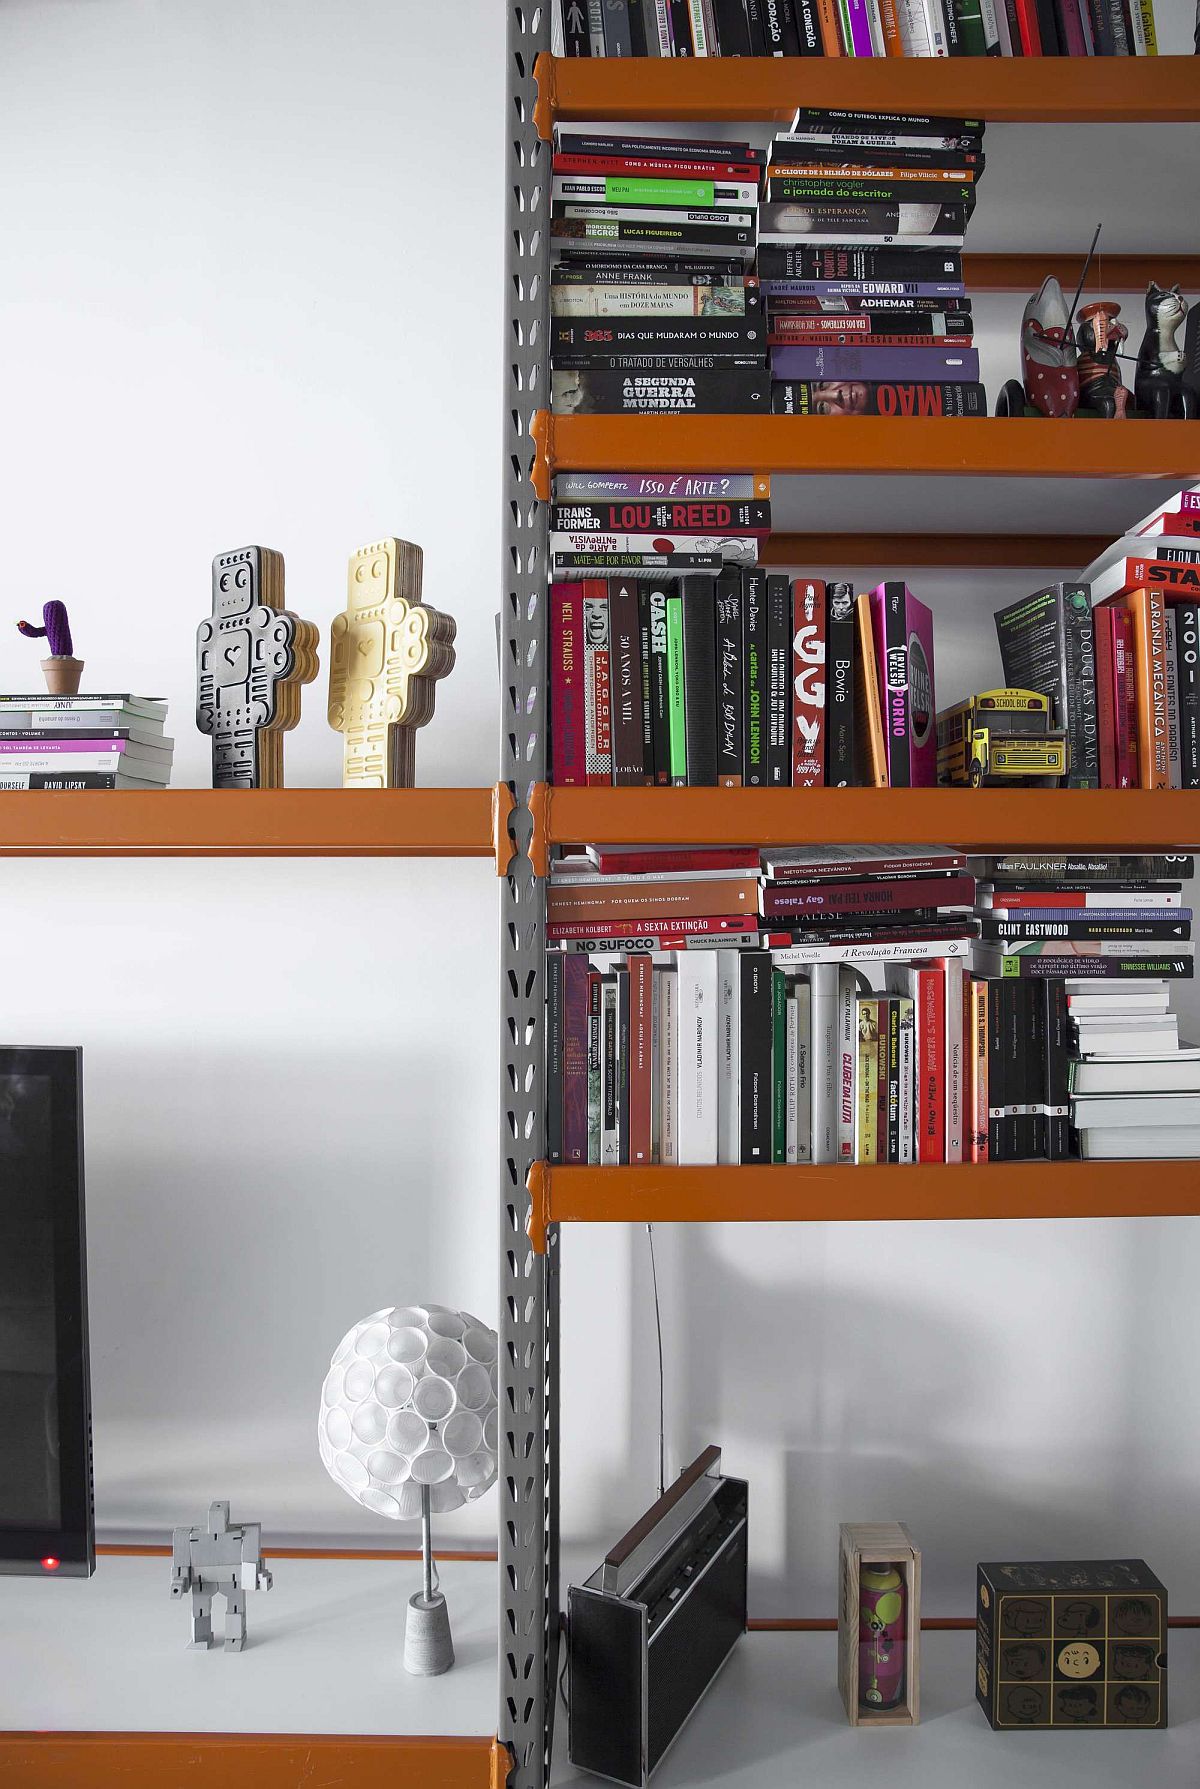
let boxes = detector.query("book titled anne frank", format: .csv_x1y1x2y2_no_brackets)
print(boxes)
770,343,979,383
869,582,936,788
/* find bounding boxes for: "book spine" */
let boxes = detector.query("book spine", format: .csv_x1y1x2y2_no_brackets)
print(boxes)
785,982,800,1163
638,586,655,778
718,950,742,1164
602,0,635,51
1012,0,1042,48
658,967,679,1164
837,965,857,1163
616,966,631,1165
668,0,694,48
825,583,856,787
1113,608,1137,787
877,0,907,48
688,0,712,48
563,956,591,1162
1126,587,1170,789
1176,604,1200,789
627,0,649,50
629,955,654,1165
551,584,587,786
884,999,900,1163
547,954,565,1164
582,584,613,783
646,589,672,785
1063,585,1100,788
791,577,827,786
715,571,745,787
792,0,825,47
906,586,936,786
987,979,1007,1161
770,344,977,382
970,978,989,1164
677,954,719,1163
875,582,911,789
943,956,965,1162
608,581,647,785
813,0,847,45
743,568,768,787
739,952,772,1162
855,997,879,1163
551,371,768,414
854,591,888,787
978,0,1003,46
843,0,878,49
712,0,753,47
666,594,688,784
1043,978,1071,1160
1093,605,1118,788
810,962,840,1163
1033,0,1063,48
681,575,718,785
897,997,915,1164
1136,0,1156,50
773,380,986,418
744,0,770,50
793,980,812,1161
919,965,946,1163
587,971,602,1164
601,976,619,1165
1166,609,1181,787
772,970,790,1164
766,574,793,786
587,0,608,49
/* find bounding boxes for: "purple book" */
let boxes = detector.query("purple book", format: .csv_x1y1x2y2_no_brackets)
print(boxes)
869,582,937,790
841,0,877,51
562,956,591,1164
770,344,979,382
762,280,967,300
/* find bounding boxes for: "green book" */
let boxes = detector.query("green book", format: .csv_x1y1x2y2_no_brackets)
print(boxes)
597,177,716,207
772,970,789,1164
951,0,987,54
666,595,687,786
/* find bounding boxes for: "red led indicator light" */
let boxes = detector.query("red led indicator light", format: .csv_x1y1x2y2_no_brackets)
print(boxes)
41,1557,61,1571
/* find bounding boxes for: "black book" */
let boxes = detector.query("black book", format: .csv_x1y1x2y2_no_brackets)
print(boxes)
772,141,985,173
974,854,1195,882
757,245,963,282
769,0,806,49
742,567,768,787
826,582,856,787
769,308,974,337
1020,980,1046,1160
553,132,765,163
1175,603,1200,789
681,575,719,786
981,916,1191,943
668,0,694,50
772,380,988,418
767,178,975,211
552,368,770,414
715,569,745,786
637,586,655,777
602,973,619,1163
759,200,968,239
766,573,792,787
628,0,649,52
1033,0,1063,49
739,952,773,1163
791,0,822,50
552,499,771,533
552,259,748,283
561,0,593,52
886,997,901,1164
712,0,753,49
647,582,674,785
617,965,631,1166
609,580,648,785
602,0,634,53
1043,980,1071,1161
546,953,565,1165
994,583,1098,789
784,106,985,138
988,977,1007,1161
743,0,771,51
549,317,767,356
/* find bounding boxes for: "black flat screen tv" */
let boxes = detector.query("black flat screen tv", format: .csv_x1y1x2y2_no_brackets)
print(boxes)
0,1047,93,1576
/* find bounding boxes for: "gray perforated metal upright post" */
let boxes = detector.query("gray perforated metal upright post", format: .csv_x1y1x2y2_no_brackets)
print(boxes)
499,4,556,1786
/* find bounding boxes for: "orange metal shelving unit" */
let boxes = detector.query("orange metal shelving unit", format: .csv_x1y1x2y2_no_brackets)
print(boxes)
533,50,1200,133
0,787,514,870
0,1733,510,1789
526,1162,1200,1253
760,533,1108,568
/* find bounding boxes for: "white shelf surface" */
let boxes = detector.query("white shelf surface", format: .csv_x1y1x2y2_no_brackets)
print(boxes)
0,1553,497,1736
551,1627,1200,1787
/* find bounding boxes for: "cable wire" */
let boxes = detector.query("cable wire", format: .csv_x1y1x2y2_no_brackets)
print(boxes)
647,1224,666,1500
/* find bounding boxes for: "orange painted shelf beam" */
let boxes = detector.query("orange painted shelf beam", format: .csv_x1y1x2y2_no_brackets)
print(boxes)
531,414,1200,500
0,787,515,871
760,533,1108,569
530,784,1199,871
966,253,1200,293
0,1733,510,1789
528,1161,1200,1251
534,51,1200,133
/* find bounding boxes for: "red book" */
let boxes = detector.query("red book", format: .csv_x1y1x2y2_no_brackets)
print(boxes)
917,964,946,1165
1093,605,1118,788
1012,0,1042,53
590,846,760,876
562,956,591,1164
791,578,826,787
628,955,653,1167
550,583,586,787
761,873,975,918
1113,607,1137,789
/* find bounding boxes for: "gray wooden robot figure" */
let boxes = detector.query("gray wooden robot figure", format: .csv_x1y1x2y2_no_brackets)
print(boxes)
170,1501,273,1651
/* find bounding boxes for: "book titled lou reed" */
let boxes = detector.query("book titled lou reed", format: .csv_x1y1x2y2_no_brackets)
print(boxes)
791,577,826,786
869,582,937,788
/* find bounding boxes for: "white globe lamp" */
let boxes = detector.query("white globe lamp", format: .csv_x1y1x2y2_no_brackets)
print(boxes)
318,1303,499,1675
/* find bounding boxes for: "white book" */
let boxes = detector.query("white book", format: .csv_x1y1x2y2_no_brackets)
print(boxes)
658,967,679,1167
836,966,858,1165
586,0,606,53
809,963,840,1165
768,934,973,968
675,952,719,1165
1073,1092,1200,1128
793,979,812,1163
897,997,915,1165
943,957,964,1163
1072,1053,1200,1095
0,751,170,777
650,0,674,55
601,978,620,1166
717,950,742,1167
650,967,661,1166
552,0,565,52
1066,978,1172,994
1079,533,1200,603
1080,1124,1200,1159
785,986,799,1164
1076,1022,1180,1054
895,0,932,51
1067,993,1171,1014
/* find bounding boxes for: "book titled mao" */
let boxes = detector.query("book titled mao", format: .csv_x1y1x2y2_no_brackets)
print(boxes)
869,582,936,788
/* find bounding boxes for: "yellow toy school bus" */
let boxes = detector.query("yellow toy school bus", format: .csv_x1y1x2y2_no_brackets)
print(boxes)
936,688,1069,787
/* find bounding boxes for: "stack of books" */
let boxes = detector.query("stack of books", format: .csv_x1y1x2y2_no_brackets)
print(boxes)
1069,986,1200,1161
549,572,935,789
551,0,1160,54
762,109,987,418
0,693,173,790
549,129,768,416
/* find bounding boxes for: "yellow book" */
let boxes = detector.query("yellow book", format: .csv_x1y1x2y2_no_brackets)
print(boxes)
856,997,880,1165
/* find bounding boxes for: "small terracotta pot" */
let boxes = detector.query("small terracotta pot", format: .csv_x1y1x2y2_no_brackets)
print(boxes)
41,657,84,696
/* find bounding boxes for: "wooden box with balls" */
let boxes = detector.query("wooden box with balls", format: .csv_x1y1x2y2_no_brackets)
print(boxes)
838,1522,922,1726
975,1559,1167,1730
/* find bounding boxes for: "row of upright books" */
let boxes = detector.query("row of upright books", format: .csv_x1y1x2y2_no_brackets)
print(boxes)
545,846,1197,1164
0,693,173,790
552,0,1159,53
549,110,988,419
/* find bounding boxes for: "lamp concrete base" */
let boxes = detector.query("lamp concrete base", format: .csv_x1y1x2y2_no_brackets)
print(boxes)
404,1590,455,1676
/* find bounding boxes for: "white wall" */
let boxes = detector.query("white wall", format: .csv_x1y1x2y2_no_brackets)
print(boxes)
1,0,1198,1611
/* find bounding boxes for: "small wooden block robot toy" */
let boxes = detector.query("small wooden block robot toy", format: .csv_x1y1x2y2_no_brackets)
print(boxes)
197,546,320,788
328,538,456,787
171,1501,272,1651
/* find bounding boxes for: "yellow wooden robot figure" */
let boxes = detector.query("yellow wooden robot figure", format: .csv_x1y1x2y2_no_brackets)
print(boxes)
328,538,456,788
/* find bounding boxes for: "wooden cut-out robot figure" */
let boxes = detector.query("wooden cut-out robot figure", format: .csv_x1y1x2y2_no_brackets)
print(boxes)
328,538,456,787
197,546,319,788
171,1501,272,1651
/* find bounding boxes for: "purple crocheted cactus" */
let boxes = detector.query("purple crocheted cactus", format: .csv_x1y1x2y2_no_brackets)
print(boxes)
17,601,74,657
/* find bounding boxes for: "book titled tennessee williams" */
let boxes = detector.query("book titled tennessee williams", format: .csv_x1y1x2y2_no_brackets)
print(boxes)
869,582,937,788
773,380,987,416
551,369,770,414
791,578,826,787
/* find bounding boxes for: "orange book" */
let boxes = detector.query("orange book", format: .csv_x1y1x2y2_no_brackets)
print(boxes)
1108,587,1169,789
814,0,845,52
877,0,906,52
547,874,759,923
853,592,888,787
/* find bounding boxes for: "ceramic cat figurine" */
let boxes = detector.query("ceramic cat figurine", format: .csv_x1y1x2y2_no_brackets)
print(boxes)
1134,282,1197,419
